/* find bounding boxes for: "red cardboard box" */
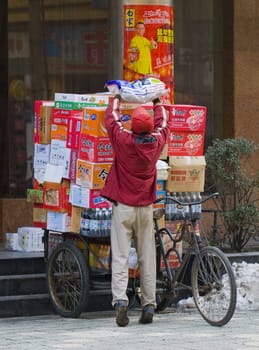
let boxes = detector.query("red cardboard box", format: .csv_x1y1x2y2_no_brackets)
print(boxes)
168,130,205,156
34,100,53,143
165,104,206,132
51,109,69,126
66,116,82,150
79,134,114,163
51,109,83,125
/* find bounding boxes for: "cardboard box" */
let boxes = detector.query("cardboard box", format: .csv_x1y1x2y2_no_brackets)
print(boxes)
168,130,205,156
27,189,43,203
66,116,82,150
51,109,69,125
81,108,108,137
49,140,78,180
69,183,111,208
78,134,113,163
39,102,54,144
156,190,166,204
5,233,21,251
70,205,83,233
166,104,207,131
51,123,68,141
43,164,71,212
156,180,165,191
166,156,206,192
34,100,53,143
54,93,110,110
33,204,47,225
43,179,71,212
47,211,70,232
51,108,82,125
76,159,112,189
34,144,50,169
17,226,44,252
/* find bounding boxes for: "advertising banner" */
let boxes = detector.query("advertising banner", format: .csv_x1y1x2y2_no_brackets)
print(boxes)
123,4,174,103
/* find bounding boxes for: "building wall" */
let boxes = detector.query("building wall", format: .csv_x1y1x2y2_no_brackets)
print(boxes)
234,0,259,171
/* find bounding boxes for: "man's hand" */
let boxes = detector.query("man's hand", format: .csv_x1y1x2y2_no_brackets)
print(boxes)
114,94,122,101
152,98,160,106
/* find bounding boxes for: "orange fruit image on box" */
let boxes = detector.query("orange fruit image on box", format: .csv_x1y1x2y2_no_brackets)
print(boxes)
76,159,112,189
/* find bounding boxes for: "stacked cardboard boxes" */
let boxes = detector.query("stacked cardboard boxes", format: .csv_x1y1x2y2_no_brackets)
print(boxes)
164,104,207,193
29,93,113,235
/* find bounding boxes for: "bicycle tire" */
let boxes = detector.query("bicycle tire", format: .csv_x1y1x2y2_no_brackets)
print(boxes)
191,246,236,326
47,241,90,318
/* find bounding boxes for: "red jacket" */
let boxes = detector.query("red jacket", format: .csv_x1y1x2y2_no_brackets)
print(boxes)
101,98,169,206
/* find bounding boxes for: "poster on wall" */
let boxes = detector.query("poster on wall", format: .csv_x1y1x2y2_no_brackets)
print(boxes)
123,4,174,103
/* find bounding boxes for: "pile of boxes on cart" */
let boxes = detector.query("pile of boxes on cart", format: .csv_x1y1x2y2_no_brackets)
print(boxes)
6,92,207,267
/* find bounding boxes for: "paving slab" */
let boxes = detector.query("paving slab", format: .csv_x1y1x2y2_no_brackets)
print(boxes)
0,309,258,350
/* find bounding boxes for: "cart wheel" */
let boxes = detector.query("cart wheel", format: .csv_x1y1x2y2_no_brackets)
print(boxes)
47,241,89,318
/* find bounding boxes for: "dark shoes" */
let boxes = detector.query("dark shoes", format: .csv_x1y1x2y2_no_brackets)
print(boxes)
114,301,154,326
115,301,129,327
139,304,155,324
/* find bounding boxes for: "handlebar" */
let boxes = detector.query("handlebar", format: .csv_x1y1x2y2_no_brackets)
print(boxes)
154,192,219,206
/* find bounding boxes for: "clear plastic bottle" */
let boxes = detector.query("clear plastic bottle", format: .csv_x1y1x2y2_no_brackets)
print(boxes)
184,192,191,219
190,192,197,220
171,192,177,220
103,208,110,237
175,192,182,220
195,192,202,220
89,209,98,237
80,209,89,236
107,208,112,234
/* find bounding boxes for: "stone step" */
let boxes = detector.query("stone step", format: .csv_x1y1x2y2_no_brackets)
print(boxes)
0,273,47,296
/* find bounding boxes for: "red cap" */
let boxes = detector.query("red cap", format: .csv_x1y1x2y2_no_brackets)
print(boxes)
131,107,154,134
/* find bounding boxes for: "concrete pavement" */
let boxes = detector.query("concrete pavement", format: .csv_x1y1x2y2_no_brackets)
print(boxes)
0,308,258,350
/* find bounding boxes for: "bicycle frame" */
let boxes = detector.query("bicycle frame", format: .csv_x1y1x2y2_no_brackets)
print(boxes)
154,193,219,298
155,211,199,295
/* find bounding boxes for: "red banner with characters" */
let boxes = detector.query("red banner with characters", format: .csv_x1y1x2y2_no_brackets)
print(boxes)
123,4,174,103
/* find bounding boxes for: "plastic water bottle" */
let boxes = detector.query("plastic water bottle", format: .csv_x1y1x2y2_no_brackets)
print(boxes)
107,208,112,235
175,192,182,220
184,192,191,219
80,209,90,236
89,209,98,237
195,192,202,220
165,201,171,221
103,208,110,237
171,192,177,220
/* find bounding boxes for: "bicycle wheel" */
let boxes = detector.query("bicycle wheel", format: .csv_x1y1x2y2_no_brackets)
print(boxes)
47,241,90,318
191,246,236,326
